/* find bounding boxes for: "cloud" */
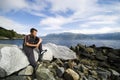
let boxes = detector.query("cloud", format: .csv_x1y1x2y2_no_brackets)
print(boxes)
0,16,30,34
0,0,120,35
0,0,48,17
0,0,28,12
41,0,120,33
62,27,120,34
40,16,71,30
80,15,119,28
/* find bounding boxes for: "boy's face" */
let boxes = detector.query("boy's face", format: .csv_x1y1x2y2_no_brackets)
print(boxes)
31,30,37,37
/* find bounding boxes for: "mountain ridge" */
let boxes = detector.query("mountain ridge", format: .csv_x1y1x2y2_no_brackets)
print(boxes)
43,32,120,40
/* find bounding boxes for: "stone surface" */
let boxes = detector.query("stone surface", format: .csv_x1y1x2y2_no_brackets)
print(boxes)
85,48,94,53
95,53,107,61
0,67,6,77
0,43,120,80
0,46,38,76
18,65,33,76
3,75,28,80
36,65,55,80
96,68,111,80
56,67,65,77
64,68,79,80
0,44,17,49
110,69,120,76
42,43,77,61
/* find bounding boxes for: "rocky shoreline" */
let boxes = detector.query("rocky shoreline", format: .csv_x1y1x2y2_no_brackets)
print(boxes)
0,43,120,80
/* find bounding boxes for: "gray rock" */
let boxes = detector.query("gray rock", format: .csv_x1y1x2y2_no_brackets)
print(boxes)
95,53,107,61
56,67,65,77
0,46,38,76
80,53,95,59
18,65,33,76
88,76,96,80
4,75,28,80
42,43,77,61
0,67,6,77
0,44,16,49
36,65,55,80
96,68,111,80
109,69,120,76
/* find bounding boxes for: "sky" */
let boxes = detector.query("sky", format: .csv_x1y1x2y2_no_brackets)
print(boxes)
0,0,120,36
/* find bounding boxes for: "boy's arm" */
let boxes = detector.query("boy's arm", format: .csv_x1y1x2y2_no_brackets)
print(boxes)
36,38,42,48
24,35,37,47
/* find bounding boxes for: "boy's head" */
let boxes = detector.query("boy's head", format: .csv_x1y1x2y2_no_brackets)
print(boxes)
30,28,38,36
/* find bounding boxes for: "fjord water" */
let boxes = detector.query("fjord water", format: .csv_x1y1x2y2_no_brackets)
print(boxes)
0,39,120,49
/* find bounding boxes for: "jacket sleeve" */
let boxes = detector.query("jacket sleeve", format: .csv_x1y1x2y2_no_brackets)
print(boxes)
24,35,29,44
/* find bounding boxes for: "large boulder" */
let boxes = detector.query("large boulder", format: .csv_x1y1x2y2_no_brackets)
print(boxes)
36,65,55,80
42,43,77,61
0,46,39,77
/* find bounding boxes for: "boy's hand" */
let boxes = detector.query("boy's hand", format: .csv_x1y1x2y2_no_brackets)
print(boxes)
36,38,42,48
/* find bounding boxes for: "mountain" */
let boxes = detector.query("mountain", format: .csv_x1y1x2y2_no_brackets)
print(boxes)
89,33,120,40
43,32,120,40
0,27,24,39
43,32,92,40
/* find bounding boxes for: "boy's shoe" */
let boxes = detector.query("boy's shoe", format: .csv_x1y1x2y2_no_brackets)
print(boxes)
41,49,47,54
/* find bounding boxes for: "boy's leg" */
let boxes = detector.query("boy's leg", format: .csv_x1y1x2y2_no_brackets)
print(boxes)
23,46,37,68
23,46,37,79
38,43,43,53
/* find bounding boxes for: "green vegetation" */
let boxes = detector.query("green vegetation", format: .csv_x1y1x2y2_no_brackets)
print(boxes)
0,27,24,39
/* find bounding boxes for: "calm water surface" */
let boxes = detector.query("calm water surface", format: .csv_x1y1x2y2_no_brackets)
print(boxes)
0,39,120,49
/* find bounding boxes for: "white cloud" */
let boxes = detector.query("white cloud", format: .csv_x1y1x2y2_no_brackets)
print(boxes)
0,0,48,17
0,16,30,34
79,15,119,28
0,0,28,12
63,27,120,34
0,0,120,34
40,16,71,30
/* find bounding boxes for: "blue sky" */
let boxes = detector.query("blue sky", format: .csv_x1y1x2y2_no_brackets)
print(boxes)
0,0,120,36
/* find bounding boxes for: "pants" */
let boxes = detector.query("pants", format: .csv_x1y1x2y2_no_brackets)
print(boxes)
23,43,43,68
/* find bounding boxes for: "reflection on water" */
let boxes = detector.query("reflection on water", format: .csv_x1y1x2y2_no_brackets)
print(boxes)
0,39,120,49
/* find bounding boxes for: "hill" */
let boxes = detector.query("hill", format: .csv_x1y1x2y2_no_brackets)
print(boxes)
0,27,24,39
43,32,120,40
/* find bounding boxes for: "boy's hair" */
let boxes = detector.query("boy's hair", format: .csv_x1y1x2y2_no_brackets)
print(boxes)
30,28,37,33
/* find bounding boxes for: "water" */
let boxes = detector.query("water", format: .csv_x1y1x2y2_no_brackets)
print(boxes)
0,39,120,49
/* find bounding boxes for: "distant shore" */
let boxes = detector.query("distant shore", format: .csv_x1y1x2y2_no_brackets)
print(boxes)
0,36,24,40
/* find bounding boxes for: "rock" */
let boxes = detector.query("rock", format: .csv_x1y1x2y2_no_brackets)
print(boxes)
95,53,107,61
98,62,109,68
88,76,96,80
36,65,55,80
77,44,86,51
88,70,98,78
0,67,6,77
0,44,16,49
3,75,28,80
109,69,120,76
108,53,119,59
0,46,38,76
64,68,79,80
85,48,94,54
80,53,95,59
80,64,89,75
96,68,111,80
18,65,33,76
56,67,65,77
42,43,77,61
108,53,120,63
68,60,77,69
